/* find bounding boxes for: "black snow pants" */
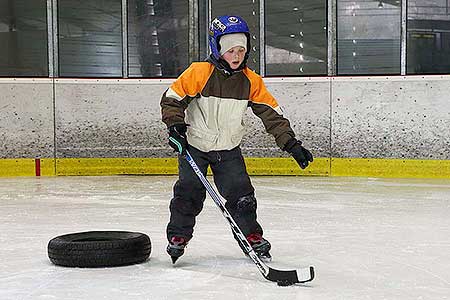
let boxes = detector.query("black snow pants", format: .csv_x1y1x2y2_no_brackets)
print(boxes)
166,146,263,241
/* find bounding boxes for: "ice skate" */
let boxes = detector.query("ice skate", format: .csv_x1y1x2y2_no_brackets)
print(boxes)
247,233,272,262
166,236,188,264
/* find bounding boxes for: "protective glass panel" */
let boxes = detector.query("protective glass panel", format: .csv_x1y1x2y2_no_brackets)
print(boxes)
58,0,122,77
407,0,450,74
265,0,327,76
211,0,261,74
337,0,401,75
128,0,189,77
0,0,48,76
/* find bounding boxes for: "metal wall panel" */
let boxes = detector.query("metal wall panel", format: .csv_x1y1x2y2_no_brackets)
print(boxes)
0,79,54,158
54,79,171,158
3,76,450,162
52,77,331,159
241,78,331,158
332,75,450,159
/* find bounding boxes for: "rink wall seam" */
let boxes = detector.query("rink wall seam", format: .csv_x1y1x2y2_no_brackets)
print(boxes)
1,157,450,178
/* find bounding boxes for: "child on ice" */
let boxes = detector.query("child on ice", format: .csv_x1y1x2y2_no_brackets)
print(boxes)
160,15,313,263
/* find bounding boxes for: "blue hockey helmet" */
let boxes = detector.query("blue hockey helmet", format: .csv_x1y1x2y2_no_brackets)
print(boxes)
209,15,251,61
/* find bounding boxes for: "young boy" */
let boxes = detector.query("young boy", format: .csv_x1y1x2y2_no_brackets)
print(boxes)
160,15,313,263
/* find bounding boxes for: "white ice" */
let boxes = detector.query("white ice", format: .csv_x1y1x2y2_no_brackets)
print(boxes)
1,176,449,300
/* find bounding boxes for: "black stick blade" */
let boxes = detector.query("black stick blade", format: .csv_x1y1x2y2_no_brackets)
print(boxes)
266,266,315,285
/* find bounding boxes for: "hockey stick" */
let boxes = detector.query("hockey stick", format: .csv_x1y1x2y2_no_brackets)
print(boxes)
184,150,315,286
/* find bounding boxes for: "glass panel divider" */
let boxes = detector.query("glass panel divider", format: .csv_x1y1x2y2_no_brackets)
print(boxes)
122,0,129,78
401,0,407,76
259,0,265,76
328,0,337,76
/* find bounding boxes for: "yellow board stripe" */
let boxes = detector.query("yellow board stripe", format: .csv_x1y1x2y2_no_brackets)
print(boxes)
1,157,450,178
245,158,329,176
53,157,330,176
55,158,179,176
0,159,36,176
331,158,450,179
0,159,56,177
40,159,56,176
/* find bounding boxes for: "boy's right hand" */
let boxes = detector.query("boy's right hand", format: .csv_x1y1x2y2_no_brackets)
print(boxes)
168,124,188,155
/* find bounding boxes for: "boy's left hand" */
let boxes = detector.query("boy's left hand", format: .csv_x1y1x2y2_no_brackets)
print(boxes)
284,138,314,169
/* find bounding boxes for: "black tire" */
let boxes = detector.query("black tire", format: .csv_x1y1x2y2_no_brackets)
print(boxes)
48,231,151,268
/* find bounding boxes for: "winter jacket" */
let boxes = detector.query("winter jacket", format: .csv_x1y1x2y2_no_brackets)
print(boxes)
160,62,295,152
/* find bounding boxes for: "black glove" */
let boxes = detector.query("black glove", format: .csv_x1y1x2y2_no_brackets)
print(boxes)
168,124,188,155
284,138,313,169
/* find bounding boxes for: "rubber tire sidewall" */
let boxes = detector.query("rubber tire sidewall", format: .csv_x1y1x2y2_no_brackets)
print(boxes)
48,231,151,268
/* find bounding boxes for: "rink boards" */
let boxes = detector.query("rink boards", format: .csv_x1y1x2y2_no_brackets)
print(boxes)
1,76,449,178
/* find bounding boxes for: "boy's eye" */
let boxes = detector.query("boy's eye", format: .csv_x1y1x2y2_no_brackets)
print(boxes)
227,47,245,54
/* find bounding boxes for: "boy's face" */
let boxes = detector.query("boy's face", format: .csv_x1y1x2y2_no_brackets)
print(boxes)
221,46,246,70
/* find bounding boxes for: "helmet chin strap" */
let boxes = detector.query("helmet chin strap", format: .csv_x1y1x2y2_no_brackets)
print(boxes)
206,54,248,76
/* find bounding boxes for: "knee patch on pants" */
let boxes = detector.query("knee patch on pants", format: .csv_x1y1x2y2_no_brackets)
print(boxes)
236,194,257,213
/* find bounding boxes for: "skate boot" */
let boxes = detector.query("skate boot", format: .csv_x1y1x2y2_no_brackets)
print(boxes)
167,236,188,264
247,233,272,261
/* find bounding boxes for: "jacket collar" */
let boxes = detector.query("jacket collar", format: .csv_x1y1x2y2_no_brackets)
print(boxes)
206,55,247,76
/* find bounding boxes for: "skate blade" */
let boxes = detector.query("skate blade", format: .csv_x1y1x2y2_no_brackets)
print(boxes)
171,256,179,264
247,252,272,262
259,254,272,262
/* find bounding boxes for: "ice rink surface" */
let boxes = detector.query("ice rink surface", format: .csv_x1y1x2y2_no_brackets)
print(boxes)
0,175,449,300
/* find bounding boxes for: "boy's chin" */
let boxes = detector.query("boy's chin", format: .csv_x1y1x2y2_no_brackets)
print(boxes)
230,62,242,70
